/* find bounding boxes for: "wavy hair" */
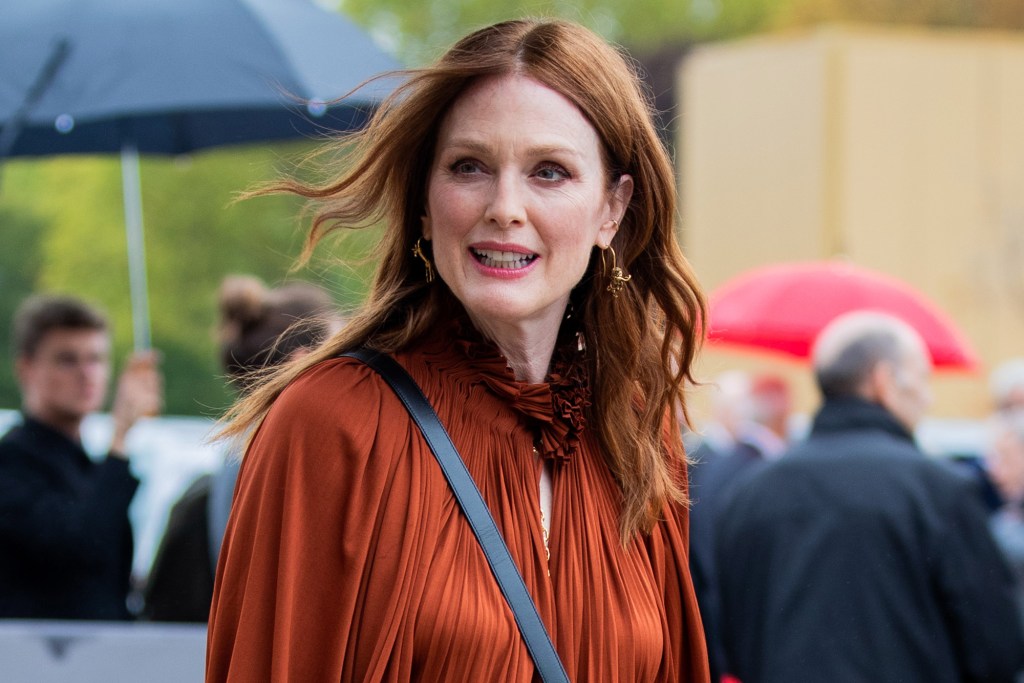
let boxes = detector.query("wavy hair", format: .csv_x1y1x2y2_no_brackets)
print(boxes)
222,18,706,540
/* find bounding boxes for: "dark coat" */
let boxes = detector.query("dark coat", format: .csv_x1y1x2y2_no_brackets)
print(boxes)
0,415,138,620
715,397,1024,683
142,473,216,622
143,459,238,622
689,440,770,681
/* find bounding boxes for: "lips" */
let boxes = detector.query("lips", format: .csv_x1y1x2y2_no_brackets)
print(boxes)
470,247,538,270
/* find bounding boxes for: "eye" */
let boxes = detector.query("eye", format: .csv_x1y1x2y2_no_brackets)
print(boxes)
534,163,570,182
449,159,483,175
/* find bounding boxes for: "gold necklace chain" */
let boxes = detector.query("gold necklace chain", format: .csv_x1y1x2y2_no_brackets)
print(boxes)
534,447,551,574
539,507,551,562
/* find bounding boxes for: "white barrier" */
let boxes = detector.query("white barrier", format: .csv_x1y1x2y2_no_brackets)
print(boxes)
0,621,206,682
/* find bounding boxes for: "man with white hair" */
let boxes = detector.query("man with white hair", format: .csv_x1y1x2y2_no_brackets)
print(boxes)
715,311,1023,683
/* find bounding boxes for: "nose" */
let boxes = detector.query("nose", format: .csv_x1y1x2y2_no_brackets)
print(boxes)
484,173,526,228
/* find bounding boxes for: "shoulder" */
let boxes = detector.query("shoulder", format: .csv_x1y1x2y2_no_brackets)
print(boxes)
266,354,433,439
912,455,988,507
824,428,975,498
268,356,387,424
0,423,48,476
0,422,29,454
244,355,417,481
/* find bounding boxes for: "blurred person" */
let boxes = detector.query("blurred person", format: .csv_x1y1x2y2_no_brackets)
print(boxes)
688,371,792,681
715,311,1023,683
207,19,711,682
142,275,339,622
749,373,793,445
691,371,789,462
0,295,162,620
930,358,1024,515
991,358,1024,415
693,370,753,455
985,410,1024,632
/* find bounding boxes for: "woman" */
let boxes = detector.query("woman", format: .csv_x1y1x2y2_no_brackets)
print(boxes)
144,275,338,622
207,18,709,682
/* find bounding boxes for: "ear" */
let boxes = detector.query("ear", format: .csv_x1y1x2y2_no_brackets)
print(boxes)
421,213,432,240
865,361,897,409
14,356,29,387
14,355,32,393
610,174,634,220
598,174,634,247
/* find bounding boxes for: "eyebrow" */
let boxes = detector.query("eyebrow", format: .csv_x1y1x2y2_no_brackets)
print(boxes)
440,138,583,161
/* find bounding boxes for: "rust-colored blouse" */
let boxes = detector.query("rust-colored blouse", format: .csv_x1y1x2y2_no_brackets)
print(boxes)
206,324,709,682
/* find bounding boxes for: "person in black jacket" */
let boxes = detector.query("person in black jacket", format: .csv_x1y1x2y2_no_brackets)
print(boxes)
0,295,162,619
715,310,1024,683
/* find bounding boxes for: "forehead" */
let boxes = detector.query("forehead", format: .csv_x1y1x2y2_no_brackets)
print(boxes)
32,328,110,357
437,74,601,153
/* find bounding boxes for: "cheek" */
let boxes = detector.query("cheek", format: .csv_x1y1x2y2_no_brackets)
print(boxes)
91,364,110,385
564,241,597,279
550,222,601,269
427,186,478,244
1008,448,1024,475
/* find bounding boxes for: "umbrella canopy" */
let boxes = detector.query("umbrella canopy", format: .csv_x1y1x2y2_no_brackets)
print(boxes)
707,261,978,370
1,0,399,157
1,0,401,348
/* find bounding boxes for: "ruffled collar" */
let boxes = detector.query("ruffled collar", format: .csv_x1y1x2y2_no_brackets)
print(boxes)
421,318,591,463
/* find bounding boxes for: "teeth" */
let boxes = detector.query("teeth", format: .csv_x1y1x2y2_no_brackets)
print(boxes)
472,248,536,269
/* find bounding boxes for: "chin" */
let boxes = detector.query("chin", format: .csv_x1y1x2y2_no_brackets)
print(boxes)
467,305,552,332
462,292,565,328
461,296,520,322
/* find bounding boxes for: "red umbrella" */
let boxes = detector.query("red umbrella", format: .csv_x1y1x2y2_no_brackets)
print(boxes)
707,261,978,370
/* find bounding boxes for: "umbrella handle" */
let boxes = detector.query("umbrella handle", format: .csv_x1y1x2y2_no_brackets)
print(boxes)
121,142,151,351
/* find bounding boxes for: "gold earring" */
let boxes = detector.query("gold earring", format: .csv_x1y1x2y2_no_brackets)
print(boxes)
412,237,434,283
600,244,631,297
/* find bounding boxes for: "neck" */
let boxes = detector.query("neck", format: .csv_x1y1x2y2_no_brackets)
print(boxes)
468,314,561,384
25,407,84,443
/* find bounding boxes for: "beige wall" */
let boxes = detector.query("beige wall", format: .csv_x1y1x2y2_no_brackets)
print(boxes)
678,25,1024,418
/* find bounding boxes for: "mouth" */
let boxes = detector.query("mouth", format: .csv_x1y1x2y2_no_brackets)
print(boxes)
470,248,538,270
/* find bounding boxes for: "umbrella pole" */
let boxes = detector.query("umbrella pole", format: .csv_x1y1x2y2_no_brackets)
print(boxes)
120,141,151,351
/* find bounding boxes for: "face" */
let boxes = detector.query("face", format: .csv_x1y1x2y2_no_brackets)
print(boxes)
884,346,933,431
424,74,633,338
989,428,1024,503
16,328,111,427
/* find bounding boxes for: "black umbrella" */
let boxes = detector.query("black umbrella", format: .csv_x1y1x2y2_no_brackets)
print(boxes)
1,0,400,348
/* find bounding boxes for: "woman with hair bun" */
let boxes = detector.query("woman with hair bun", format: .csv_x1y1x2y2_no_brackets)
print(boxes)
143,275,338,622
208,18,710,682
216,275,339,389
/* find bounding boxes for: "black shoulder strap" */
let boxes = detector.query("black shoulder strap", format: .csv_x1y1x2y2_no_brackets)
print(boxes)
342,348,569,683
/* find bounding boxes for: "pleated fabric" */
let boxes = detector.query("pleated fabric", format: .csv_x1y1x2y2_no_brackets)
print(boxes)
206,321,710,682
